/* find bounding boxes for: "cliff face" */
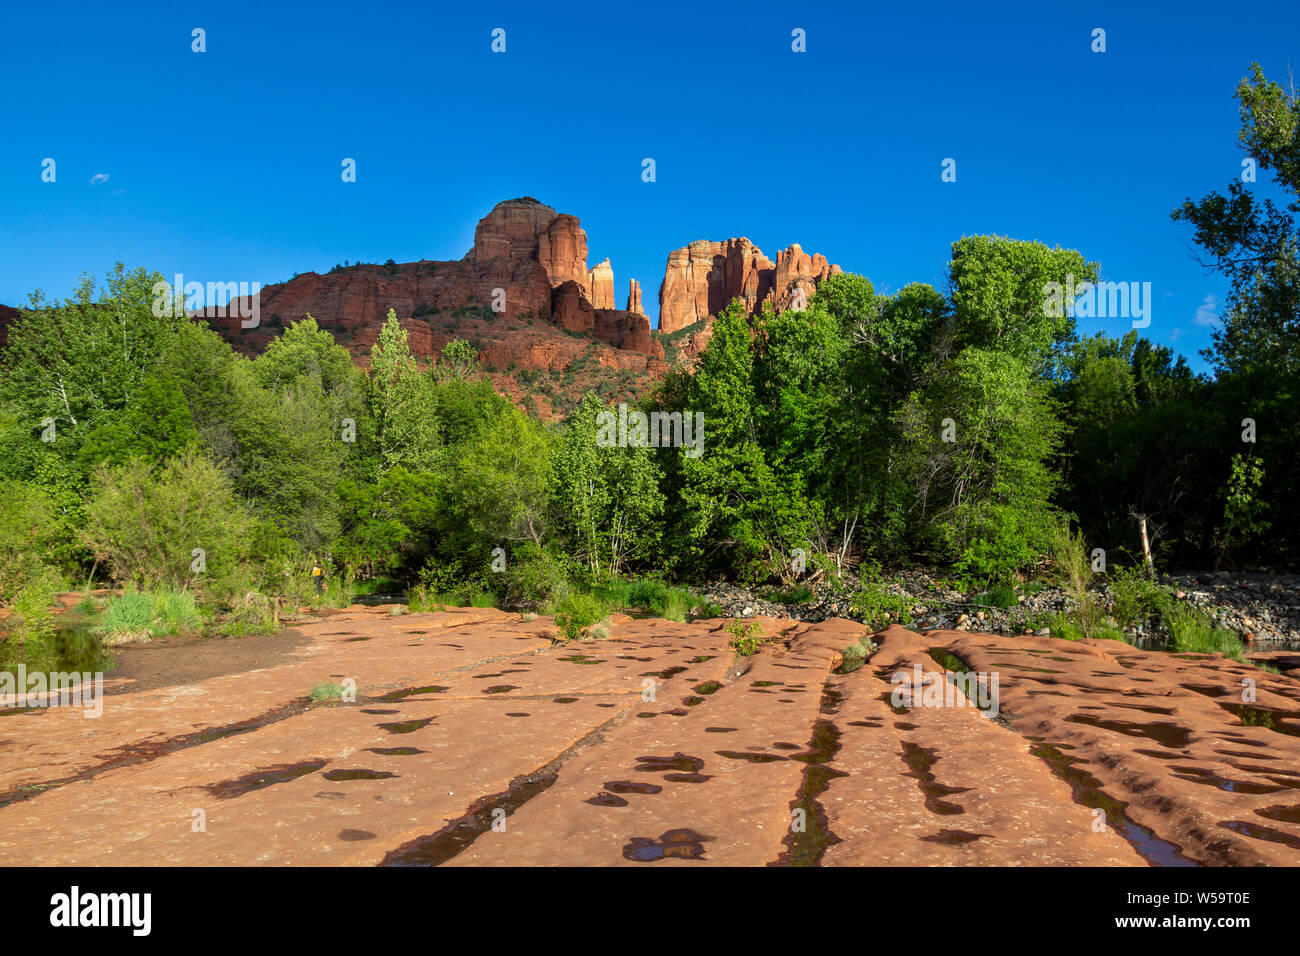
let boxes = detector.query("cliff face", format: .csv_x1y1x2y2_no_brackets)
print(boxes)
658,238,841,333
587,258,615,309
188,197,838,418
201,197,660,363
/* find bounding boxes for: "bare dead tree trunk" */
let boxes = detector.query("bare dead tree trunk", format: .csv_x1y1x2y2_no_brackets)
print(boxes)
1130,508,1156,578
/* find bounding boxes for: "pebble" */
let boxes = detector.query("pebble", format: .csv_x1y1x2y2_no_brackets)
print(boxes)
697,568,1300,645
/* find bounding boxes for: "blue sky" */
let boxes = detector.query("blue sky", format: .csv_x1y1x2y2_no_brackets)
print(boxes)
2,0,1297,373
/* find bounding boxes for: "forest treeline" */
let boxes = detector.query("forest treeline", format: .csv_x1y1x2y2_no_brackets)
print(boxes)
0,64,1296,650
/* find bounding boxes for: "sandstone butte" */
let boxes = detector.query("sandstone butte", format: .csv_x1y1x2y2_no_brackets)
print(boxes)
154,197,841,418
2,604,1298,867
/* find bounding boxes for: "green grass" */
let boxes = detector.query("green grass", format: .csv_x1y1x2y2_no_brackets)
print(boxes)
96,588,204,644
350,576,398,598
1166,605,1244,661
1239,707,1275,729
838,636,877,673
597,577,703,622
309,681,346,703
760,584,815,605
406,585,459,613
971,583,1018,608
1042,611,1127,644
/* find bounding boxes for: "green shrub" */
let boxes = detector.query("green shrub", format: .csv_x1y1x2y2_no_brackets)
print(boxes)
0,480,65,605
850,581,912,629
602,577,699,622
82,451,257,599
150,589,204,635
552,591,607,641
1046,521,1104,639
502,544,569,609
4,566,63,666
406,584,460,613
1044,611,1086,642
694,601,727,619
1108,565,1175,628
727,620,767,656
215,591,277,637
96,592,154,643
315,575,357,609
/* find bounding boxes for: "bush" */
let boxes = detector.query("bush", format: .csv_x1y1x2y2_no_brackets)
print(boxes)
502,544,569,609
310,681,346,703
406,585,458,612
552,591,607,640
727,620,767,656
0,480,65,605
1108,565,1175,628
4,565,63,666
1045,521,1104,639
850,580,912,629
839,636,877,673
82,451,257,599
602,577,699,621
216,591,277,636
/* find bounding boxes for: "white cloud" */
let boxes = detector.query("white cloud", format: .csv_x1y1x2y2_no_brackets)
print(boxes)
1193,294,1220,328
90,173,109,184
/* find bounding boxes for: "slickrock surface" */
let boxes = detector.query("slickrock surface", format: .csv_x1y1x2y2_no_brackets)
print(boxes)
2,611,1297,866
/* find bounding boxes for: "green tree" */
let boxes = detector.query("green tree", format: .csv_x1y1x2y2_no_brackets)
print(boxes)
948,235,1099,368
82,450,257,597
369,309,442,473
551,392,663,575
898,348,1064,584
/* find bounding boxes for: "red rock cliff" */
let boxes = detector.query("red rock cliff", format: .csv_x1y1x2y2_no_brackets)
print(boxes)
658,237,841,333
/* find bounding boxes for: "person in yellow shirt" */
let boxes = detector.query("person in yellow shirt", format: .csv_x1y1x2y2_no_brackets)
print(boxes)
311,563,324,593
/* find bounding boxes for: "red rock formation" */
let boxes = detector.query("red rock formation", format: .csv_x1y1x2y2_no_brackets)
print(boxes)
550,280,661,359
538,214,589,292
200,198,662,362
187,197,838,419
658,237,840,333
551,280,594,335
593,308,661,358
588,258,615,309
470,197,587,290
